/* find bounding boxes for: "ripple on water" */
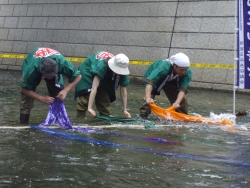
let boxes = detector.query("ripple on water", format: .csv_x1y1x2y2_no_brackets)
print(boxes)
195,173,223,179
1,71,250,187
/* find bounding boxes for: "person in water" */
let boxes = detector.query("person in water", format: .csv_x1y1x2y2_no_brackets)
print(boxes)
75,51,131,119
19,47,81,124
139,52,192,118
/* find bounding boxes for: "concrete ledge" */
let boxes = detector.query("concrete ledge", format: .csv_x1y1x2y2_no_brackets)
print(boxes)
1,68,249,94
129,76,250,94
8,66,21,71
211,83,233,92
189,82,212,90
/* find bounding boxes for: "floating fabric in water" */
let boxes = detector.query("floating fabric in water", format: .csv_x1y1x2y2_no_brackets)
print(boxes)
39,99,155,128
96,114,141,122
39,98,73,129
31,126,250,167
95,114,155,128
149,103,233,126
38,99,175,145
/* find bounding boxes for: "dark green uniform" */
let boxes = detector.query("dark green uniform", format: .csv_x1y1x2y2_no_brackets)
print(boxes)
140,59,192,117
75,51,130,116
20,47,80,115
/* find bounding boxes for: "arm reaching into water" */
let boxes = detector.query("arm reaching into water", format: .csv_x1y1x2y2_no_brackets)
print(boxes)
120,86,131,118
145,84,154,104
88,75,100,117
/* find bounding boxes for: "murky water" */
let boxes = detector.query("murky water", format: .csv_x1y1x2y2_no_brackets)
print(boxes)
0,70,250,187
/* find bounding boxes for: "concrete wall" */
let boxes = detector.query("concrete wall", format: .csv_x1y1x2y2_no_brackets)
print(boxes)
0,0,237,91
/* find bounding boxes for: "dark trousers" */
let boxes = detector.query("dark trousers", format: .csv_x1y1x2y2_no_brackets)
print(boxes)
20,77,62,115
76,81,112,118
139,81,188,118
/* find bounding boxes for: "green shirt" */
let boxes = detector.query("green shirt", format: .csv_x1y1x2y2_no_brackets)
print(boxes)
144,59,192,94
20,47,80,90
75,51,130,100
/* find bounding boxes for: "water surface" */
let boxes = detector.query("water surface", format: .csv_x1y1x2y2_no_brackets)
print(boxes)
0,70,250,187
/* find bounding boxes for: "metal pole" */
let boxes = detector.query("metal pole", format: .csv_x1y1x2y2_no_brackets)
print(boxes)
233,0,239,115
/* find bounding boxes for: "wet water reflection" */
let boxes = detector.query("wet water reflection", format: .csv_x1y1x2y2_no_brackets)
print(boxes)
0,70,250,187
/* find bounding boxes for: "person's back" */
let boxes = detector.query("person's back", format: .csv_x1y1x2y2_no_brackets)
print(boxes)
75,51,131,119
140,52,192,118
20,47,81,124
76,51,114,95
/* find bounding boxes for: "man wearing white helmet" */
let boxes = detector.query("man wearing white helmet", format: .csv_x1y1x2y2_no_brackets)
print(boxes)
75,51,131,119
139,52,192,118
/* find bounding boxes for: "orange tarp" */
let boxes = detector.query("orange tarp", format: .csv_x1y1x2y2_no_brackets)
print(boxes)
149,103,233,127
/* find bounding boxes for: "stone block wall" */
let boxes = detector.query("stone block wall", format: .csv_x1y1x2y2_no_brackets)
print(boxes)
0,0,237,91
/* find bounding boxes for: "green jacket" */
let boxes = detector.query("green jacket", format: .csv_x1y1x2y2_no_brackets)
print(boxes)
75,51,130,102
144,59,192,94
20,47,80,90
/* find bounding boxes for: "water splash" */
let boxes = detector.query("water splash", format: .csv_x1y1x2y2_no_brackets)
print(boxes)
209,112,236,125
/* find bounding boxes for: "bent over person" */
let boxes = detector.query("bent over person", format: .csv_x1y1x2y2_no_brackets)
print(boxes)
20,47,81,124
139,52,192,118
75,51,131,119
